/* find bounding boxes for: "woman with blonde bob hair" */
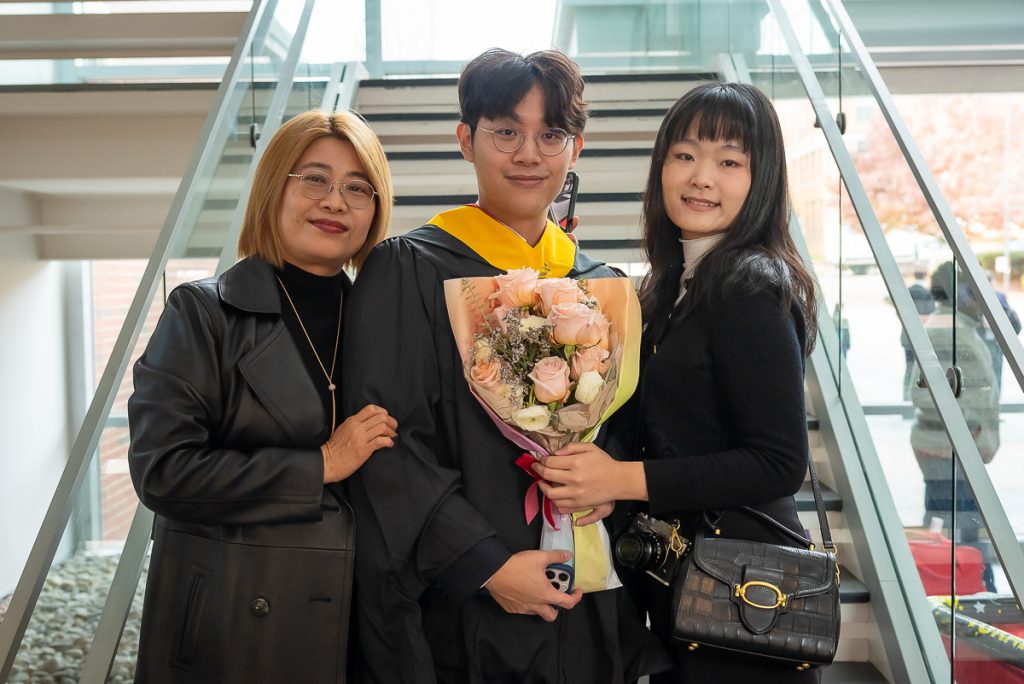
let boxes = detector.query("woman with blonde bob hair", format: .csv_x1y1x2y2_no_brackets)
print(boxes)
127,109,397,683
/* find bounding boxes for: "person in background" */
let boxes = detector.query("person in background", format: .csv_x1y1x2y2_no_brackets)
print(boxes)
910,261,1000,591
127,110,397,683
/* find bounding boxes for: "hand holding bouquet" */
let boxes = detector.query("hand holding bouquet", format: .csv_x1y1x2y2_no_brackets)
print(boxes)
445,268,641,593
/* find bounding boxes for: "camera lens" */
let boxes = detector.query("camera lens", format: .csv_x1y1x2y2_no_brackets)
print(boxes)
615,532,652,569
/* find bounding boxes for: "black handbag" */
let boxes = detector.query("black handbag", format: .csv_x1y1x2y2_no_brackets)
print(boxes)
671,455,841,669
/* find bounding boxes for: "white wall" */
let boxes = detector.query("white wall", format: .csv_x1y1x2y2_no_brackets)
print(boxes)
0,234,72,597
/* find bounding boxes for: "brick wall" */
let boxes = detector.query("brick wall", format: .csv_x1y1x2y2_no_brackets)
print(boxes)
91,259,217,542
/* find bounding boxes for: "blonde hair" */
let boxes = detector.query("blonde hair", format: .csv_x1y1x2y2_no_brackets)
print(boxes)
238,110,393,270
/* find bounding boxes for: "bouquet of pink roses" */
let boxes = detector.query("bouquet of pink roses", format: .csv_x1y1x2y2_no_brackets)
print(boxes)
444,268,641,593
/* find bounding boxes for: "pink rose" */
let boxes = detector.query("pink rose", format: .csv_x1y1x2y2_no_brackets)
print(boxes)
570,346,610,380
490,268,539,308
535,278,582,315
547,302,611,348
528,356,571,404
471,358,508,396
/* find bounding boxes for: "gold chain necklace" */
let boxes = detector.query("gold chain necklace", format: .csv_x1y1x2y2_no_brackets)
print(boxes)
275,275,343,432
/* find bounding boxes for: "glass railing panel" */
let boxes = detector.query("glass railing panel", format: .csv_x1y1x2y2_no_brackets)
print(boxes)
804,0,1024,626
6,255,215,682
176,0,305,259
747,1,962,675
781,0,1024,675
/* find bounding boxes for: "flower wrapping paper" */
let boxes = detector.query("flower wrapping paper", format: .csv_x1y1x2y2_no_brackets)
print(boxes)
444,274,642,593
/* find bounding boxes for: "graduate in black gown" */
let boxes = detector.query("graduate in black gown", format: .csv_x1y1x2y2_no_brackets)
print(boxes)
531,83,825,682
341,49,669,683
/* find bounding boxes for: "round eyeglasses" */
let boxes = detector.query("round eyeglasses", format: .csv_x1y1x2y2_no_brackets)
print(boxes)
475,124,575,157
287,172,377,209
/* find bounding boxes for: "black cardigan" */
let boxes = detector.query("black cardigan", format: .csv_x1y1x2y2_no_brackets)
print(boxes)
604,276,819,682
608,278,810,542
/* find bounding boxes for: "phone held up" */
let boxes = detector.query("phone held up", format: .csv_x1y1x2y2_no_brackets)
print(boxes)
548,171,579,233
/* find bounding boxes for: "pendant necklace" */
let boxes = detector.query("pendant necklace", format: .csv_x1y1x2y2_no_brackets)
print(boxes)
275,275,343,432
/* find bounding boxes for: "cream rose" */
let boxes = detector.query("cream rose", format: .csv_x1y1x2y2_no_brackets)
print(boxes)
547,302,611,348
519,314,549,332
570,346,610,380
490,268,539,308
535,278,582,315
473,337,492,363
574,370,605,404
471,357,509,397
512,405,551,431
528,356,571,404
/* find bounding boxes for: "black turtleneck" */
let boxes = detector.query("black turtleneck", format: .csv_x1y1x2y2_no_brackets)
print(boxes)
275,261,349,431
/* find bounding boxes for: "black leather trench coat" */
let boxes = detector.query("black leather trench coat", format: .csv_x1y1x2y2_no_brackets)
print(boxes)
127,256,355,683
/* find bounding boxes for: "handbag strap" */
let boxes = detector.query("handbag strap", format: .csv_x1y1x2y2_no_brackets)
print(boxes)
714,453,835,553
804,449,836,552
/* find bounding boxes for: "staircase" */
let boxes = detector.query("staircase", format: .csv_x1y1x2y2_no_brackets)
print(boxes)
356,74,892,683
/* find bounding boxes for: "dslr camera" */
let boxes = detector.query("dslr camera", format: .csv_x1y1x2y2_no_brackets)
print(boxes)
614,513,689,586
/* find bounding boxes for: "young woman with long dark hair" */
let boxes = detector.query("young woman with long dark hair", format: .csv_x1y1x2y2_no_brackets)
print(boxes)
532,82,823,681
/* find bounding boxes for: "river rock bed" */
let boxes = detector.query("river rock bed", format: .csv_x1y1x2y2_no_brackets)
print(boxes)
0,553,144,683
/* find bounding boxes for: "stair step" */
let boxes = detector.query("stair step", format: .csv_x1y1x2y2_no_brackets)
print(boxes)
795,481,843,512
840,570,870,604
822,662,889,683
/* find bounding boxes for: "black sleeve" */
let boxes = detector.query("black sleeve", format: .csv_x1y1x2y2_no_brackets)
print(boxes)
643,287,809,514
598,391,641,462
128,284,324,525
342,240,509,597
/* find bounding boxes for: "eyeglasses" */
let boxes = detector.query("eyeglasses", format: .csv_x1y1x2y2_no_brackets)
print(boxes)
287,172,377,209
475,124,576,157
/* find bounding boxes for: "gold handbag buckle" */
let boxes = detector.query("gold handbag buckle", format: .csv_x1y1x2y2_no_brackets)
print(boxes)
734,581,787,609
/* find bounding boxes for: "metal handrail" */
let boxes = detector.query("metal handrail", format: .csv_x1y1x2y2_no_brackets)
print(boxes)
0,1,276,679
766,0,1024,615
798,218,947,682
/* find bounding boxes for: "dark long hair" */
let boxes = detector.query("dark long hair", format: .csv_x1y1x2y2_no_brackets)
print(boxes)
638,82,818,354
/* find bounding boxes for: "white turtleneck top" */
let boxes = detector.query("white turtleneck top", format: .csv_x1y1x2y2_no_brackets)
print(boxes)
674,233,725,306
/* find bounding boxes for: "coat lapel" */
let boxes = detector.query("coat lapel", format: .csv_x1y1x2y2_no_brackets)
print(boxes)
218,258,329,446
237,322,328,447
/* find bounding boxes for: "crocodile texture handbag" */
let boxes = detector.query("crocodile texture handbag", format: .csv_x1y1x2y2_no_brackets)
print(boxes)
671,456,841,670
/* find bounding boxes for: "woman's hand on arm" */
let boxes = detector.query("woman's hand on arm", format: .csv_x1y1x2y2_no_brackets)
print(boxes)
533,442,648,514
321,404,398,483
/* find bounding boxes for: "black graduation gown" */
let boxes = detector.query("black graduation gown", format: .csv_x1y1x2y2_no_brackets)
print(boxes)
341,224,669,684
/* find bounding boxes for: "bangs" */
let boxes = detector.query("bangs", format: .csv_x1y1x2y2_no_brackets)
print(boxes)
666,85,758,152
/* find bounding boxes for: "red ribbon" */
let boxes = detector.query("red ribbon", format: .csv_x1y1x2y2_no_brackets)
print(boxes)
515,453,559,529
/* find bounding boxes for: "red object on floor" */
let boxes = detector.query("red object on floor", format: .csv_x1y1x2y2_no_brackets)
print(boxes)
906,530,985,596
